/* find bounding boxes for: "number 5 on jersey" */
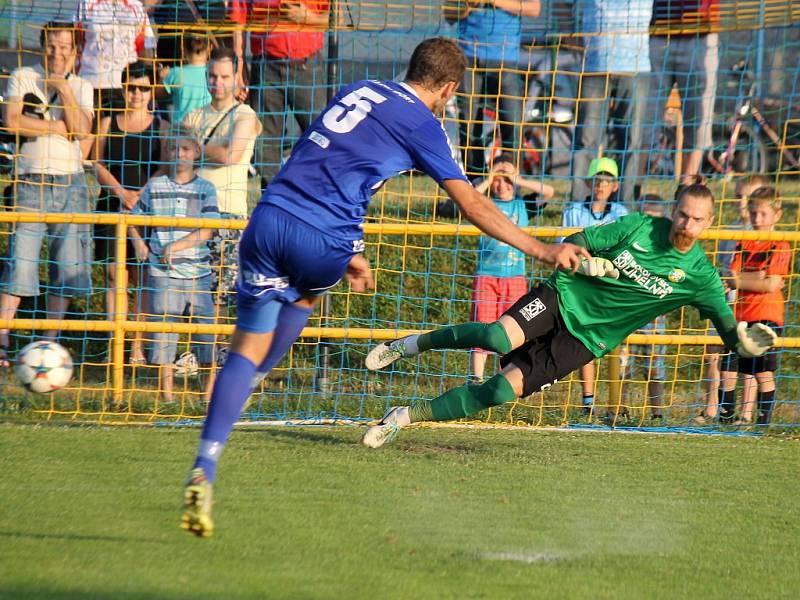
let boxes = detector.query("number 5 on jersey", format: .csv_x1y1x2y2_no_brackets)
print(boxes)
322,86,388,133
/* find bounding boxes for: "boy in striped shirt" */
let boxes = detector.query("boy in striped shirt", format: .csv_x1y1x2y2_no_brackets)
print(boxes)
129,127,220,404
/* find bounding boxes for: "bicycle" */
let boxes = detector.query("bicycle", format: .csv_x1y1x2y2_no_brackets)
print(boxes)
706,60,800,176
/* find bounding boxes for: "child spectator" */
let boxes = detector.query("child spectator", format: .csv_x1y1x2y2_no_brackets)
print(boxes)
74,0,156,116
562,157,629,415
696,174,770,424
157,33,212,124
128,127,220,405
469,155,553,381
720,187,789,425
620,195,668,422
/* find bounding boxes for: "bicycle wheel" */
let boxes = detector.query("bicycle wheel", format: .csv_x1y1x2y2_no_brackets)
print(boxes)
708,122,769,176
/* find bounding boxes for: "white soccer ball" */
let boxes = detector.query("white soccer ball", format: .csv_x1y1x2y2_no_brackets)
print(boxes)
14,341,74,394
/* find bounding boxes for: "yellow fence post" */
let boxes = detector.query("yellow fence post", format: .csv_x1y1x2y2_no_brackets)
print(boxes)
113,216,128,406
607,347,622,422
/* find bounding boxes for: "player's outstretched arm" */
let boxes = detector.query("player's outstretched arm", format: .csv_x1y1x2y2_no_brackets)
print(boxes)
443,179,589,270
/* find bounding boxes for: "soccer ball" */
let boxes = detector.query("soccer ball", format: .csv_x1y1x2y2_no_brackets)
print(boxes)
14,341,74,393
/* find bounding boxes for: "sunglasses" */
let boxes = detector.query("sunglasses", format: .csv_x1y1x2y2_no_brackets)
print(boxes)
125,84,151,93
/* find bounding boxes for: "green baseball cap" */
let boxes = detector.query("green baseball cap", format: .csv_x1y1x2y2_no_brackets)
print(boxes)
587,157,619,178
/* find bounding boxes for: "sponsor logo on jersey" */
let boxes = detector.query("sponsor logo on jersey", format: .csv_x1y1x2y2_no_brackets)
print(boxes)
242,270,290,289
632,241,649,253
519,297,546,321
309,131,330,149
353,239,366,253
612,250,674,299
668,268,686,283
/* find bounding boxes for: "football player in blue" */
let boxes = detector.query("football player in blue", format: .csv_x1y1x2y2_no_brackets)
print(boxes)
181,37,590,537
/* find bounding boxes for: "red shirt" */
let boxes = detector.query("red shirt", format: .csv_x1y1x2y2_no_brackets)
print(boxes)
247,0,328,59
730,239,791,326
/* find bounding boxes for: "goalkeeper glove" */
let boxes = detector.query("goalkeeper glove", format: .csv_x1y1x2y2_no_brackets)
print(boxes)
735,321,778,358
577,257,619,279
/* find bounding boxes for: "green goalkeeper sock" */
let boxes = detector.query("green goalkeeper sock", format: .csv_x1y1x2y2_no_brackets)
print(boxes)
408,374,517,423
417,321,512,355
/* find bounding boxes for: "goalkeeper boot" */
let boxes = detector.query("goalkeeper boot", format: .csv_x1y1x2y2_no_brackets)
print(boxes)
361,406,410,448
365,336,419,371
181,468,214,538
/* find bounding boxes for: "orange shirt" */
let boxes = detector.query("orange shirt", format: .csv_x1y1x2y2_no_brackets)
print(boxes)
730,240,791,326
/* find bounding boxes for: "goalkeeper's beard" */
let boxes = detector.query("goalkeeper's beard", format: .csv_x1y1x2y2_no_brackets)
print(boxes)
670,229,695,252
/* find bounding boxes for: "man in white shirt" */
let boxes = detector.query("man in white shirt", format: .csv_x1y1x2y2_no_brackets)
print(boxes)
0,22,95,366
183,47,261,313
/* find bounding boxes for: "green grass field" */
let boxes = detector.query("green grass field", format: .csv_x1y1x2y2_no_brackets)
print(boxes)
2,423,799,600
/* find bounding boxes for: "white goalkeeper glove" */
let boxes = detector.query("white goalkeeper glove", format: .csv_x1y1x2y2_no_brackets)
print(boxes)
735,321,778,358
577,257,619,280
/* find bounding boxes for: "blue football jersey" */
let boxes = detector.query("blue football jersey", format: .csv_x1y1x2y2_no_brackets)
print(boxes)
262,80,468,241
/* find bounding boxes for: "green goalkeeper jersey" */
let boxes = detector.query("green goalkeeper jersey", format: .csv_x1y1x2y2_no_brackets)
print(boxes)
550,212,737,358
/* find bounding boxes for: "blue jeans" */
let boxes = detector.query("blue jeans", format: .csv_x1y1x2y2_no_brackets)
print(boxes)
148,274,216,365
0,172,92,297
571,72,650,203
458,60,524,175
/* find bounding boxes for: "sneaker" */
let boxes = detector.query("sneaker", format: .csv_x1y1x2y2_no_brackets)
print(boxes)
174,351,199,377
361,406,410,448
693,412,714,426
365,336,417,371
181,468,214,538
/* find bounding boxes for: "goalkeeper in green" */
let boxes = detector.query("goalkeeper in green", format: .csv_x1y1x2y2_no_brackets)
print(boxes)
362,184,779,447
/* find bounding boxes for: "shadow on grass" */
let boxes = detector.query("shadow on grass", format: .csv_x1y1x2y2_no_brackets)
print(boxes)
249,426,358,446
1,585,195,600
0,529,166,545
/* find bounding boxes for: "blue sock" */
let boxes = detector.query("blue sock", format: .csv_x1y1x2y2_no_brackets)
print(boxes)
256,302,313,377
193,352,257,482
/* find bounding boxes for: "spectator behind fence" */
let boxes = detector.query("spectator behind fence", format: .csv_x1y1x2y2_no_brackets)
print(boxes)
647,0,719,183
469,154,551,382
128,127,220,404
0,22,94,367
157,33,212,124
571,0,653,204
562,157,629,416
150,0,246,77
695,174,769,425
719,187,788,425
444,0,541,177
247,0,330,186
92,60,170,365
183,47,261,320
74,0,156,117
620,194,668,422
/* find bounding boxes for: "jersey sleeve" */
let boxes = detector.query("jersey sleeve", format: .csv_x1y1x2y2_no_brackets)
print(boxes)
74,77,95,119
581,212,645,252
767,242,791,276
691,269,738,348
133,183,151,215
201,181,220,218
5,69,22,99
163,68,177,94
406,120,468,185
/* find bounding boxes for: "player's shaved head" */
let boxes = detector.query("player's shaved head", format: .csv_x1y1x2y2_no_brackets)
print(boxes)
406,37,467,92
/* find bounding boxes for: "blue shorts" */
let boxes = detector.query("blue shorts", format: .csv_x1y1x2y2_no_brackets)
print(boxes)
236,204,357,333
